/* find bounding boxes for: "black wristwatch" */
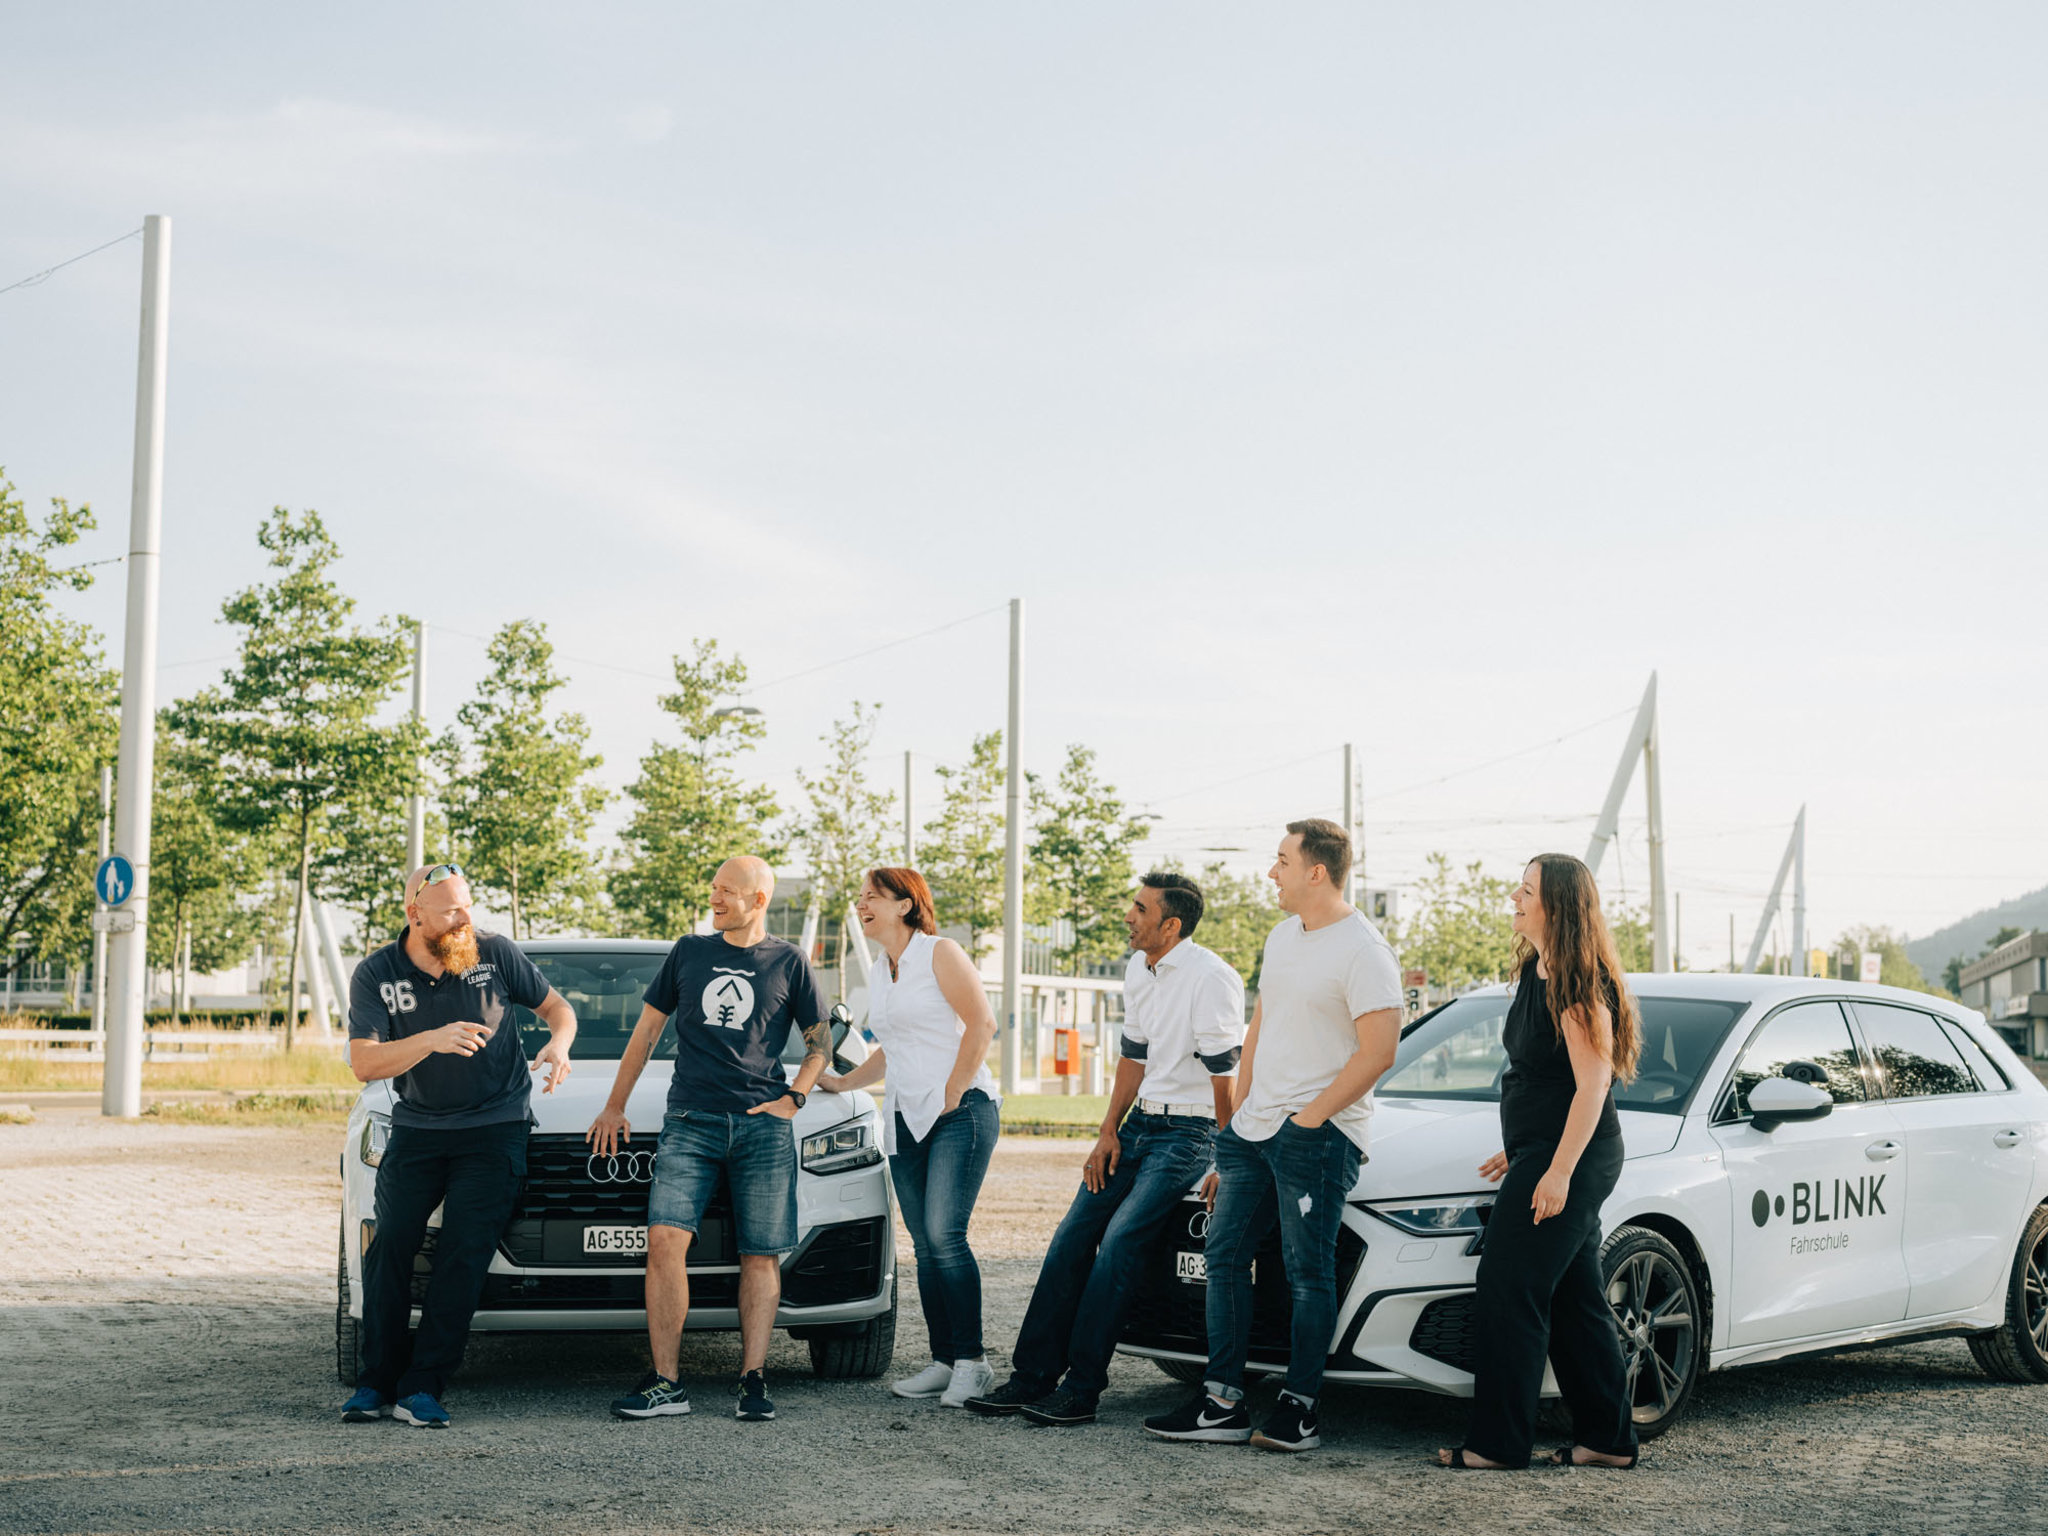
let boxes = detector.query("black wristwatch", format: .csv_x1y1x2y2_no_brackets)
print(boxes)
783,1088,808,1109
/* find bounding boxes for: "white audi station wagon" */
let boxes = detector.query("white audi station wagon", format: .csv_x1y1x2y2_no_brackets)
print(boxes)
1118,974,2048,1437
337,939,897,1384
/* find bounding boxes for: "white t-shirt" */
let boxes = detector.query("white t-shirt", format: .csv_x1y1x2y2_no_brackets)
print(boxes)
1233,909,1402,1153
1119,941,1247,1110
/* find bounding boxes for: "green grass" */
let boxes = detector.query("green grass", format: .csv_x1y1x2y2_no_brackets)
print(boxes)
1001,1094,1110,1135
0,1045,357,1094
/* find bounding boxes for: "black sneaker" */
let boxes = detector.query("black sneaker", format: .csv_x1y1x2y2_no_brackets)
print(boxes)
611,1372,691,1420
1142,1392,1251,1443
736,1369,775,1422
1020,1382,1099,1427
1250,1392,1320,1452
965,1375,1050,1417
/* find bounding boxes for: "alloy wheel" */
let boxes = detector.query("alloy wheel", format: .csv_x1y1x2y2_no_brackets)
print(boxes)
1605,1248,1696,1426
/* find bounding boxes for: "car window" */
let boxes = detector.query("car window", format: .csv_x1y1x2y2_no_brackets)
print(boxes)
1726,1000,1865,1116
1380,990,1745,1115
513,951,672,1062
1851,1001,1979,1099
1939,1019,2011,1092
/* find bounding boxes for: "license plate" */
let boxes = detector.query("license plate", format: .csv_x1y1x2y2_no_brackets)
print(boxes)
582,1225,649,1255
1175,1250,1207,1283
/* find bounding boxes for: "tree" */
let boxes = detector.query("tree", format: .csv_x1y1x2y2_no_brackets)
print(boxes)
612,641,783,939
171,510,410,1047
794,703,896,994
920,730,1007,960
146,718,266,1018
1191,860,1282,991
1836,924,1939,995
1029,743,1149,976
316,783,446,952
1607,904,1654,974
1390,853,1518,995
0,475,118,982
435,620,608,939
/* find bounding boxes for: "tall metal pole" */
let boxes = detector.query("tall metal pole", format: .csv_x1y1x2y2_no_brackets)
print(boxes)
1791,805,1807,978
103,214,171,1119
1001,598,1024,1094
1585,672,1658,878
1742,807,1803,976
903,749,915,865
1341,742,1356,904
91,765,111,1038
1644,690,1669,973
406,619,427,873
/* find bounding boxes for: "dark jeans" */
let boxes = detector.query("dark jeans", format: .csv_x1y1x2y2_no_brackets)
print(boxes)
1203,1118,1362,1406
890,1088,1000,1363
1009,1111,1216,1399
359,1118,528,1401
1464,1133,1635,1467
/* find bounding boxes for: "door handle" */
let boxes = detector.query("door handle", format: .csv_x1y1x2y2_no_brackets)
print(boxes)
1993,1129,2023,1149
1864,1140,1901,1161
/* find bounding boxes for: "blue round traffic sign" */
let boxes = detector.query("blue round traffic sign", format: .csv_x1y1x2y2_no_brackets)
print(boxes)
96,856,135,907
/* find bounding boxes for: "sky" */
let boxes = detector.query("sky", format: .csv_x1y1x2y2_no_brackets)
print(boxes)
3,3,2044,968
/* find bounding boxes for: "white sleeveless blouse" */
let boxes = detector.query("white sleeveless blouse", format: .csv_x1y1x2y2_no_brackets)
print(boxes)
865,931,1000,1154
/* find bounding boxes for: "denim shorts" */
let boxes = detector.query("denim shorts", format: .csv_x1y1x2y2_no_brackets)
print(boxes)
649,1109,799,1257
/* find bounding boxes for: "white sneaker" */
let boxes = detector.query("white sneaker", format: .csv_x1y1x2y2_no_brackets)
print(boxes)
891,1361,954,1399
939,1358,995,1409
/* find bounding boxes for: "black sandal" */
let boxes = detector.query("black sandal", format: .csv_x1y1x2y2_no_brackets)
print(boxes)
1436,1448,1520,1469
1546,1444,1639,1469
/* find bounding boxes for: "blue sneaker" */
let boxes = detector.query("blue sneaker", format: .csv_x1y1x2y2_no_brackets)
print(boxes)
393,1392,450,1428
340,1387,390,1422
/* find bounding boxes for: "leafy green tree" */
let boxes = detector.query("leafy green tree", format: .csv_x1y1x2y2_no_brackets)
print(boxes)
794,703,896,994
317,786,446,952
435,620,608,938
612,641,783,939
1191,860,1282,991
0,475,118,981
1390,853,1518,994
171,510,411,1046
1029,743,1149,976
1607,904,1654,974
146,719,267,1010
1836,924,1940,995
920,729,1007,960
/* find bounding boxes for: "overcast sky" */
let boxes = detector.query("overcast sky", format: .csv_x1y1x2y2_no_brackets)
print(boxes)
4,3,2043,965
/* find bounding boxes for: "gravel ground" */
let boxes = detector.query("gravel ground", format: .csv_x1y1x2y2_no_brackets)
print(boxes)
3,1104,2047,1536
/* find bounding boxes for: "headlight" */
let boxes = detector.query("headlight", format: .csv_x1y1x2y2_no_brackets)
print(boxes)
359,1113,392,1167
1364,1195,1495,1240
801,1120,882,1174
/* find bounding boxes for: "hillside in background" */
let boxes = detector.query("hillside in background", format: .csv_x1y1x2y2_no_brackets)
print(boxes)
1904,884,2048,981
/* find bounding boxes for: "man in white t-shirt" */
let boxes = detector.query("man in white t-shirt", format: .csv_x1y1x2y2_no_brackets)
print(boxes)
1142,819,1401,1455
966,872,1246,1427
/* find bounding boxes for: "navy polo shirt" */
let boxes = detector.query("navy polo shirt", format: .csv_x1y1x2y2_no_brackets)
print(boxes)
348,930,550,1129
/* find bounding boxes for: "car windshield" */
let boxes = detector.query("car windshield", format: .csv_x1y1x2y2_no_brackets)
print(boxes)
1378,989,1748,1115
510,946,823,1067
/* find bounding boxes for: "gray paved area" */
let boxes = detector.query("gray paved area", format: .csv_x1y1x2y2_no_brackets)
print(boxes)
3,1104,2047,1535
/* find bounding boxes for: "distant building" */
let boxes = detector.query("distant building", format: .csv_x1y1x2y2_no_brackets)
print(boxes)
1958,931,2048,1059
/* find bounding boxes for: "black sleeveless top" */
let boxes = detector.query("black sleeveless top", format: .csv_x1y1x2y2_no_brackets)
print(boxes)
1499,958,1623,1153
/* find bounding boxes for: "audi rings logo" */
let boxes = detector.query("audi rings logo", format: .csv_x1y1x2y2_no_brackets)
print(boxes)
1186,1209,1211,1241
586,1151,656,1184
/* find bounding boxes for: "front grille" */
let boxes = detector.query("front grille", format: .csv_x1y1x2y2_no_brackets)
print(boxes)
498,1134,731,1267
1409,1293,1478,1373
783,1217,887,1307
1120,1196,1366,1364
479,1273,697,1309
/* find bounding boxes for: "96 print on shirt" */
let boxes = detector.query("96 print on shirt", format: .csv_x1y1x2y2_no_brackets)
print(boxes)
378,980,417,1014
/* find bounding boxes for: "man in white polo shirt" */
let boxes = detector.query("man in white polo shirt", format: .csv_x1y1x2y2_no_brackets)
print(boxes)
965,871,1245,1427
1143,819,1401,1454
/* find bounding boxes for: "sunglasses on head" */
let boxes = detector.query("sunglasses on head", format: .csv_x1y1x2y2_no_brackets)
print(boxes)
412,863,466,900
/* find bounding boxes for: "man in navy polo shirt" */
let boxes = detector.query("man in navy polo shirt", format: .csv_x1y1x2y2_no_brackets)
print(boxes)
588,855,834,1424
340,863,579,1428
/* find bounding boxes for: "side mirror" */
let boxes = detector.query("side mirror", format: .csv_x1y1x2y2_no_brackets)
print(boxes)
1749,1074,1832,1133
829,1002,854,1049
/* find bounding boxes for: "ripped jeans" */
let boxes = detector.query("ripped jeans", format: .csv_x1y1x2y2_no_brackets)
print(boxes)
1201,1117,1362,1406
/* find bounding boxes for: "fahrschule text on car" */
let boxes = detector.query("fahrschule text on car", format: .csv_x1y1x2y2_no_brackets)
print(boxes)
1117,973,2048,1437
338,939,897,1385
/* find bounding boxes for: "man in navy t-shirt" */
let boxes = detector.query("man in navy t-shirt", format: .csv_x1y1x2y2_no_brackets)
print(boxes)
341,863,579,1428
588,855,834,1424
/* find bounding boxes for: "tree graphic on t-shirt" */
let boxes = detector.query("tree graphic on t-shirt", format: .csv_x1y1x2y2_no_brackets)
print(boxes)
699,972,756,1030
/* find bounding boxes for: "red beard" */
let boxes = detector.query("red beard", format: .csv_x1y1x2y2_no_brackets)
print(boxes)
427,923,480,975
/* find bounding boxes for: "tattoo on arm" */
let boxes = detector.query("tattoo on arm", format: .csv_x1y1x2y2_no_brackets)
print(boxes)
802,1020,834,1067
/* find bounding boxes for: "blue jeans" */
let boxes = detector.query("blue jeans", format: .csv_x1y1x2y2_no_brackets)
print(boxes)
649,1109,799,1256
1203,1118,1362,1405
1009,1110,1216,1398
890,1089,1000,1362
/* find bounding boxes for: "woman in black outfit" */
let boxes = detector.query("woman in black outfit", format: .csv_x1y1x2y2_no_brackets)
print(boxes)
1438,852,1642,1471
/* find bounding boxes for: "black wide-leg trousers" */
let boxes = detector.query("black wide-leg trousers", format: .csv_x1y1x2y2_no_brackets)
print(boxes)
1463,1133,1635,1467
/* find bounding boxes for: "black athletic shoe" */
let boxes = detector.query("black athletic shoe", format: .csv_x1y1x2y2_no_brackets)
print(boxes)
610,1372,691,1420
735,1369,776,1422
964,1376,1047,1417
1250,1393,1320,1452
1019,1383,1100,1427
1142,1393,1252,1443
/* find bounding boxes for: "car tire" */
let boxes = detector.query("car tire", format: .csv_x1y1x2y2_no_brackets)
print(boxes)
336,1223,364,1387
807,1288,898,1379
1967,1202,2048,1384
1540,1224,1701,1442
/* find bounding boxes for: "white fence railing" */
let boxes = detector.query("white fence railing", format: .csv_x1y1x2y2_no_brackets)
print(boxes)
0,1028,341,1060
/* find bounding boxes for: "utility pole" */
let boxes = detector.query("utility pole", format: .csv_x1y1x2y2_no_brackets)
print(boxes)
103,214,171,1119
1001,598,1024,1095
1674,892,1682,972
903,749,915,865
91,765,111,1038
1728,912,1735,973
1792,805,1807,978
1341,743,1357,903
406,618,427,873
1585,672,1669,972
1742,806,1807,977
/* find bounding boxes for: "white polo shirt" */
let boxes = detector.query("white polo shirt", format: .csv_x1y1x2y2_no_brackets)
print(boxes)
1233,909,1402,1153
1119,940,1247,1112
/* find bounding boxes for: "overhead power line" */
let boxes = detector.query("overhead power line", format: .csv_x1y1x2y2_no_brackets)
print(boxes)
0,228,143,297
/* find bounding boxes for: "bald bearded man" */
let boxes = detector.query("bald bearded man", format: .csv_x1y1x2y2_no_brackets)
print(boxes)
588,856,835,1424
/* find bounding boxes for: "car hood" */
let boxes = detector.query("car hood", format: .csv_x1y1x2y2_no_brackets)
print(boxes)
354,1064,878,1136
1349,1098,1685,1200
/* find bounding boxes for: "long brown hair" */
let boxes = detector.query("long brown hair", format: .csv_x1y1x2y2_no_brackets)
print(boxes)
1511,853,1641,1083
